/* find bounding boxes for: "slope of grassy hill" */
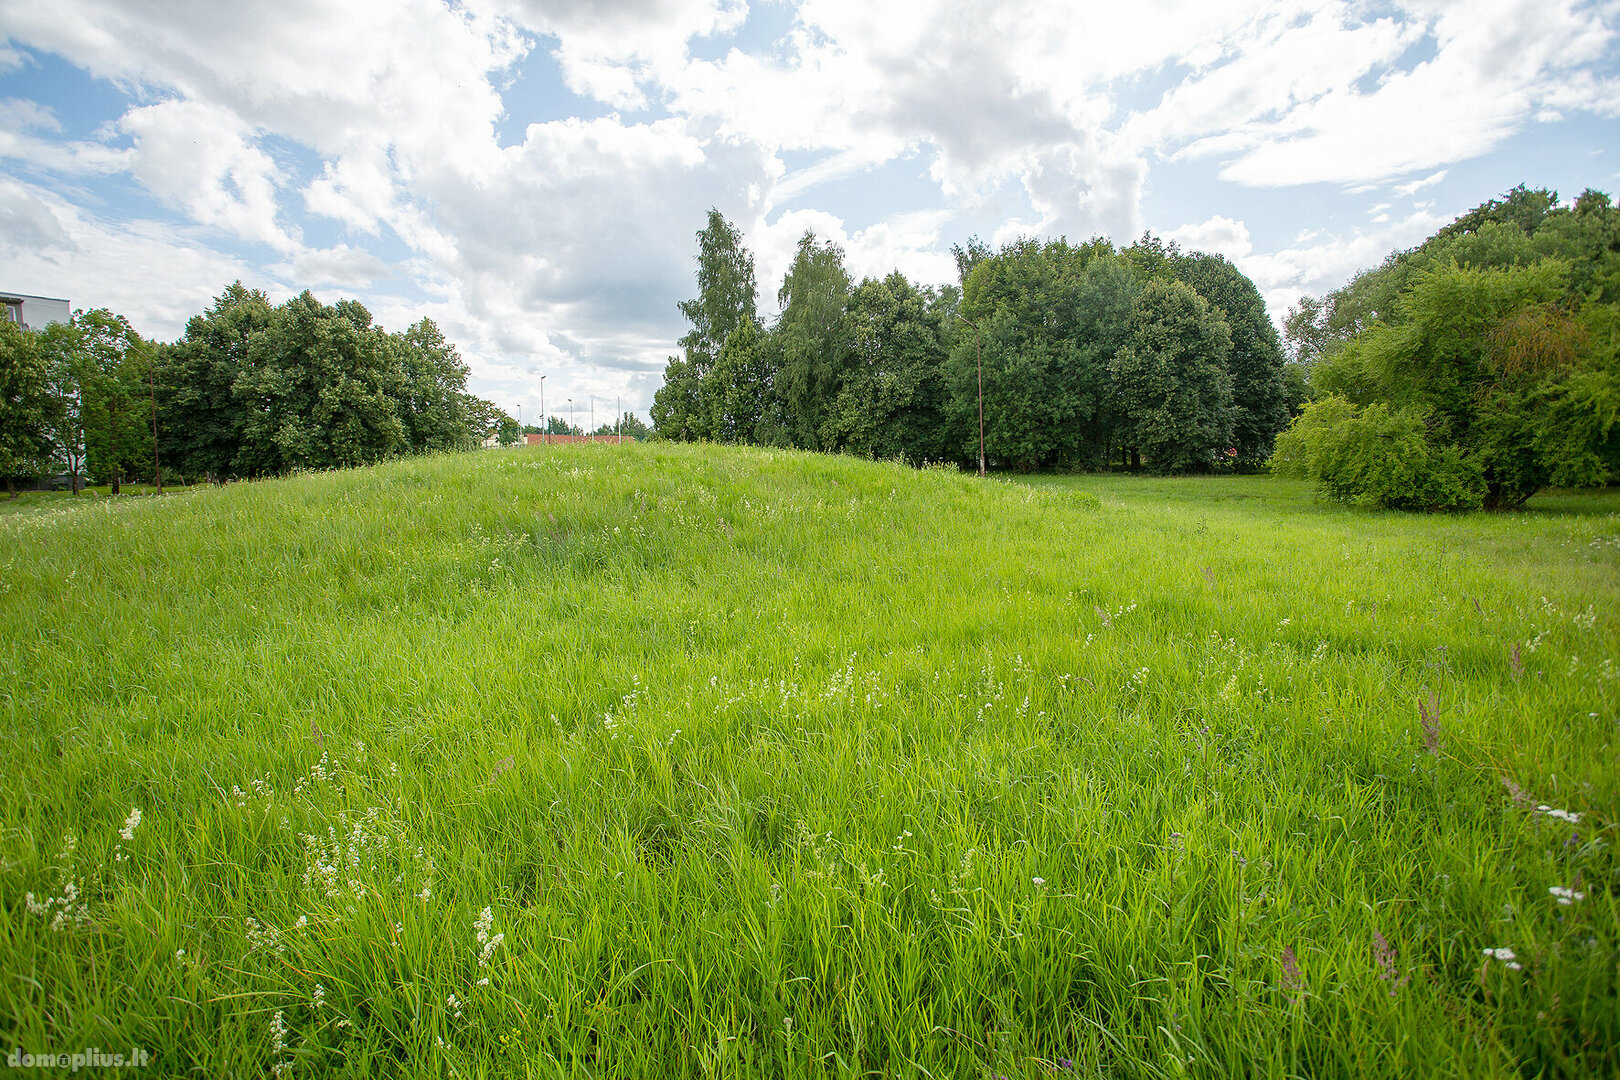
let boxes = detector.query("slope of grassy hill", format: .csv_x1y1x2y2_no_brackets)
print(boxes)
1,443,1615,1077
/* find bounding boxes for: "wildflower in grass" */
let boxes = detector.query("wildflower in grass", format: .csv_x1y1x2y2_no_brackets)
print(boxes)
1280,945,1306,1004
26,877,89,931
269,1010,291,1077
244,917,285,956
1535,805,1581,824
1483,947,1521,970
1372,931,1408,996
447,993,464,1020
313,984,326,1009
1032,877,1046,887
488,755,515,784
120,807,142,841
1549,886,1586,906
474,906,504,972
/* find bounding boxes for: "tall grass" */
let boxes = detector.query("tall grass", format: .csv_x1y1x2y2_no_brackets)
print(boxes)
1,444,1614,1077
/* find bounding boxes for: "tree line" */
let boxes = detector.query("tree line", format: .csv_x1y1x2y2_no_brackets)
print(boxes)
1276,185,1620,509
1,283,506,494
651,211,1295,472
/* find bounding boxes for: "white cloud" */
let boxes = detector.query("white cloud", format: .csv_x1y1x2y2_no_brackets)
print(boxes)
1165,215,1253,261
1393,169,1446,197
1164,0,1619,186
0,178,258,338
118,100,296,251
0,97,61,133
1238,205,1450,320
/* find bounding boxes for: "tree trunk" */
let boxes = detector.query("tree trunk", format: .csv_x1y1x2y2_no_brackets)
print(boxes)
110,469,120,496
4,476,15,500
1130,448,1141,472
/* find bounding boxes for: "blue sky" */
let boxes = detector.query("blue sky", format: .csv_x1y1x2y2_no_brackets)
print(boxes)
2,0,1617,422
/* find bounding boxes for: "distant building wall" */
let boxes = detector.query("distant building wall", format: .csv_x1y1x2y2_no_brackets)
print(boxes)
1,292,71,330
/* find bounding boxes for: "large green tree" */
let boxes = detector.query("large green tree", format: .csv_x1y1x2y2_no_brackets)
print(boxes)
393,318,474,453
0,319,59,497
654,210,759,441
1109,280,1235,473
949,238,1132,470
160,282,274,482
826,273,951,463
233,292,407,475
1170,252,1288,466
773,232,853,450
74,309,154,493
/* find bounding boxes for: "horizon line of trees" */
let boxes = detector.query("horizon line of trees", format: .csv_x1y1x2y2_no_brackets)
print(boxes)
651,211,1296,473
1,283,518,495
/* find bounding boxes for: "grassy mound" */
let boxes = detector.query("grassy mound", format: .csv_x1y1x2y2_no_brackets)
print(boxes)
1,443,1615,1077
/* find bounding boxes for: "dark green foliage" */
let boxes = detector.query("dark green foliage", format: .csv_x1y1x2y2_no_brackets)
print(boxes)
71,309,155,493
652,215,1285,475
827,273,951,463
160,282,274,481
1170,252,1289,465
773,232,853,450
1109,280,1235,474
157,283,483,481
1280,185,1620,509
949,238,1133,470
394,319,474,454
706,318,772,444
233,292,408,475
0,319,58,495
654,209,761,443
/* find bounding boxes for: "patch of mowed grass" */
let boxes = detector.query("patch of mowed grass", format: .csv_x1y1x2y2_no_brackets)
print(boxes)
0,445,1614,1078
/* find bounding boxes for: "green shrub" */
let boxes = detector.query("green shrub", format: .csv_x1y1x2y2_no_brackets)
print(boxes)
1272,396,1485,510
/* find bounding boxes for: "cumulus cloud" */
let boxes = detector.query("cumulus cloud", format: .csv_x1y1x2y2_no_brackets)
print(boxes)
1165,215,1253,261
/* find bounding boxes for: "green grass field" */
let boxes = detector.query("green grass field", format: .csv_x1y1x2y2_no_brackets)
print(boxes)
2,444,1615,1078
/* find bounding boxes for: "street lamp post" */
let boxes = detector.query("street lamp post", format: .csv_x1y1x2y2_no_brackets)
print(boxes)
540,375,547,444
568,398,574,440
956,312,986,477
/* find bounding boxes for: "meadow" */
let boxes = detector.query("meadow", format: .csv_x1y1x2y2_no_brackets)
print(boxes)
1,443,1615,1078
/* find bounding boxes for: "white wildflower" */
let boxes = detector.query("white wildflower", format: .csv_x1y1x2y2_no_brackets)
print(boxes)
1535,805,1581,824
313,983,326,1009
1032,877,1046,887
120,808,142,842
1549,886,1586,906
1483,947,1522,970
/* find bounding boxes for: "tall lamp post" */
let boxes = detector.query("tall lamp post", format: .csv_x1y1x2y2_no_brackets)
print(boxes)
539,375,547,444
956,312,986,478
568,398,574,440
